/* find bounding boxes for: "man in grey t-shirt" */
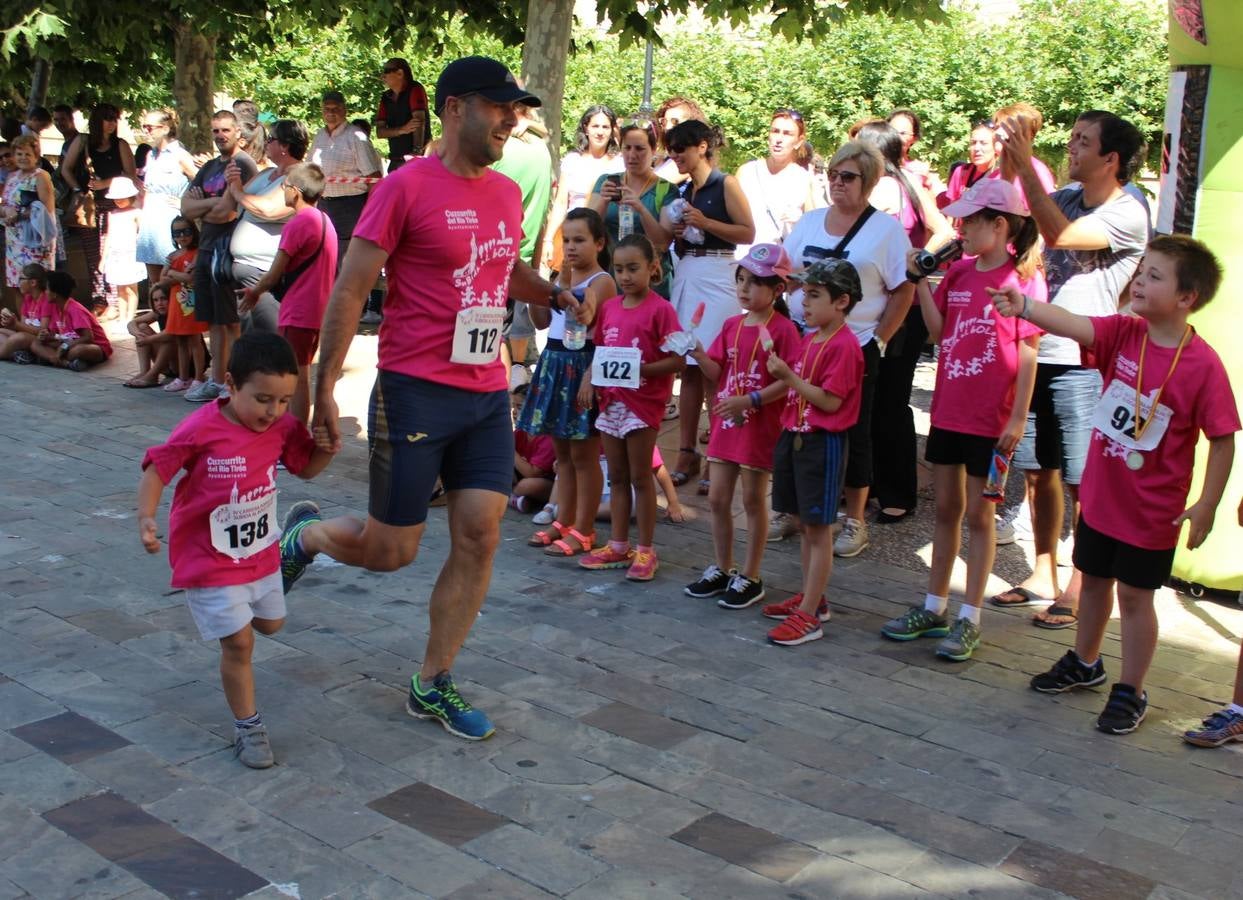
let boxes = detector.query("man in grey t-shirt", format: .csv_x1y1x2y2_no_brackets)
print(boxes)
992,110,1148,627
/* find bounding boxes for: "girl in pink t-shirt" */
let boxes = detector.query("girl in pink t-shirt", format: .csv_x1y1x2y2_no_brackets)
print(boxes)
685,244,801,611
883,179,1044,663
520,209,616,558
579,235,685,581
0,262,49,360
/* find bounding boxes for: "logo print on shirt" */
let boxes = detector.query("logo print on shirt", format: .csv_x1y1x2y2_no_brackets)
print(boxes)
452,220,516,308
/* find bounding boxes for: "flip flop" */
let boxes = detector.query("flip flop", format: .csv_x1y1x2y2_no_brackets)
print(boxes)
988,586,1049,608
1033,604,1078,630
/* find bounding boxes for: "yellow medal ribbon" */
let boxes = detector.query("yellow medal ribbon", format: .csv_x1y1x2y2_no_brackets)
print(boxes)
1131,325,1191,445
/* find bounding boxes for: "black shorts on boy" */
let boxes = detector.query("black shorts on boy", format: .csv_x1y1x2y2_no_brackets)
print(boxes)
772,430,848,526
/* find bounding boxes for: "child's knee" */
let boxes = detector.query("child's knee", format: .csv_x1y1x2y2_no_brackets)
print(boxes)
220,626,255,657
251,616,284,636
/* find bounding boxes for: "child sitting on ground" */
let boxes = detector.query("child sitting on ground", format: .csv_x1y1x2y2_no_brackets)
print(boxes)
23,271,112,370
511,387,557,512
138,332,336,767
993,234,1239,734
763,259,865,646
0,263,49,361
124,284,177,387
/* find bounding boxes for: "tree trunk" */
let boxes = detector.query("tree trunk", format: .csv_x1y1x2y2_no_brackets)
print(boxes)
28,59,51,115
172,18,216,154
520,0,574,169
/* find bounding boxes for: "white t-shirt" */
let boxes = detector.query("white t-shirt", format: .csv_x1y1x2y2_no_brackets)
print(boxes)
735,158,815,255
782,206,912,345
1039,187,1148,364
559,151,623,210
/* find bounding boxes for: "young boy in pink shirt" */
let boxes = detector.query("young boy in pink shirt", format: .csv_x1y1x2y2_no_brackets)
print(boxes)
138,332,337,767
992,235,1239,734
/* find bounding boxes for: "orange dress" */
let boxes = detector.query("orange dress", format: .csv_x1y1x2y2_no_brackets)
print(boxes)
164,248,207,335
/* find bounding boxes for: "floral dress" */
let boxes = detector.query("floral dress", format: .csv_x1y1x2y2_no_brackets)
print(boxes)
3,170,56,287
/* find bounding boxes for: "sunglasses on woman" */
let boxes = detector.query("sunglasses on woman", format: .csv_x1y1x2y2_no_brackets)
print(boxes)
827,169,861,184
172,228,194,237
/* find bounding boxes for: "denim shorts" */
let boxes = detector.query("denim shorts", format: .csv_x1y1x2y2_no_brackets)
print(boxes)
368,371,513,527
1012,364,1102,484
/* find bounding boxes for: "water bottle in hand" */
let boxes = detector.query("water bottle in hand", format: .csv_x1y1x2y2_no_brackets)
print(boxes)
562,287,588,350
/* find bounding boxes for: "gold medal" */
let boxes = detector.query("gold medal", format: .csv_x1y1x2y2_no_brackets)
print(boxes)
1126,450,1144,471
793,434,804,451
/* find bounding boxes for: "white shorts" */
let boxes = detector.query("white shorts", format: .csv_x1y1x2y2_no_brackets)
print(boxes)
184,570,286,641
669,254,741,368
596,400,649,439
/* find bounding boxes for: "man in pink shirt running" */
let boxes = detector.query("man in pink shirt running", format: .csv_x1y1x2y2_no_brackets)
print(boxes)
278,57,582,741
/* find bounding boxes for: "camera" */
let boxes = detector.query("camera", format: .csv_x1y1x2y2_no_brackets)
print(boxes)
907,239,964,283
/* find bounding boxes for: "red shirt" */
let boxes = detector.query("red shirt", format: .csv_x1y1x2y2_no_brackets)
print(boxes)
931,258,1045,437
48,298,111,358
353,155,523,392
706,312,801,468
515,431,556,475
779,326,864,433
142,401,316,588
1080,315,1240,550
277,207,338,330
593,291,683,428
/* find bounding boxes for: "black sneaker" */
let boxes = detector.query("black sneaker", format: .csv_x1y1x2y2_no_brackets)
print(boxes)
1030,649,1107,694
685,564,733,598
717,573,765,610
1096,683,1148,735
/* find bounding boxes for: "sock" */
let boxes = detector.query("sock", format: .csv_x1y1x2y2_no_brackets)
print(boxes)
235,712,261,730
956,603,981,625
636,544,654,554
1075,651,1099,669
609,540,630,554
924,593,949,615
1228,703,1243,716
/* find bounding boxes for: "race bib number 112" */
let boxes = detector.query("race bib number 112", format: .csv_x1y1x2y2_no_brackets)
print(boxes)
451,306,506,366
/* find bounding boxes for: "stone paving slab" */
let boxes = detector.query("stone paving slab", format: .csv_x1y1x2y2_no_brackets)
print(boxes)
3,345,1243,898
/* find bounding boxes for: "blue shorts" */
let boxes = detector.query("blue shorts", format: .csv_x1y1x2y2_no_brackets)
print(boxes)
368,371,513,526
1013,364,1102,484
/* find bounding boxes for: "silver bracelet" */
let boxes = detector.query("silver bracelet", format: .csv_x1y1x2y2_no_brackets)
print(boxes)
1019,294,1031,320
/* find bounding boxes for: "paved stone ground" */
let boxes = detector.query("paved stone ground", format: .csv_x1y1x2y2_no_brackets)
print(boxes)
4,335,1243,899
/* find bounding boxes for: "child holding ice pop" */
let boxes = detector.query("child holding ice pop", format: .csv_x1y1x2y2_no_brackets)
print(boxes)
685,244,800,610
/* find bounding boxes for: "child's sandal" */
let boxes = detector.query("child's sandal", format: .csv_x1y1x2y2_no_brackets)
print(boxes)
528,521,566,547
670,448,700,487
545,528,595,557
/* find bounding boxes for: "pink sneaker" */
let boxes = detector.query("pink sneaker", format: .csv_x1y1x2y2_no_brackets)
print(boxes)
625,549,659,581
761,593,831,622
162,378,189,393
184,379,205,394
767,608,824,646
580,544,634,570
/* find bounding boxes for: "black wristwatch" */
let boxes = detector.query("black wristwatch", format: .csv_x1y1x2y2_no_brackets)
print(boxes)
549,285,562,310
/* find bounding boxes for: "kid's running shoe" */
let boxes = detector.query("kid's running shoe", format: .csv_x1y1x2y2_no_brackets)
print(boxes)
1030,649,1107,694
761,593,830,622
1183,707,1243,748
881,606,950,641
580,544,634,570
685,564,733,598
1096,683,1147,735
407,672,495,741
717,574,765,610
626,549,659,581
934,617,981,661
767,609,824,646
279,501,321,593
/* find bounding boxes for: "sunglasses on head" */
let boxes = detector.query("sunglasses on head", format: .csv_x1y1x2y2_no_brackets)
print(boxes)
773,108,803,122
827,169,861,183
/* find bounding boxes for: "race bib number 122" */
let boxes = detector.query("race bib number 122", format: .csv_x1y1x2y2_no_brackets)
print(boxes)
591,346,642,389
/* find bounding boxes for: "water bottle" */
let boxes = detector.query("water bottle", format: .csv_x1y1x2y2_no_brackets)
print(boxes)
618,203,635,239
562,288,588,350
983,448,1011,503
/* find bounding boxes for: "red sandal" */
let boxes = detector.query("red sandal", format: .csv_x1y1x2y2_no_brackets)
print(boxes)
528,521,566,547
545,527,596,557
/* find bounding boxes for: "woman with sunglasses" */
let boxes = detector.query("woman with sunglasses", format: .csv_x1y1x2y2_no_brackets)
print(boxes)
660,119,755,489
735,109,820,255
782,141,914,558
586,121,676,297
61,103,138,317
540,105,623,274
135,109,198,288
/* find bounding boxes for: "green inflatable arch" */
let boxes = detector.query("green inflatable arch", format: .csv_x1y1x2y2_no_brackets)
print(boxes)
1167,1,1243,589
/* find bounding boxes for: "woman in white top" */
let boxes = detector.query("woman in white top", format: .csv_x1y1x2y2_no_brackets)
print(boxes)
734,108,819,256
781,141,913,558
135,108,198,287
541,105,622,272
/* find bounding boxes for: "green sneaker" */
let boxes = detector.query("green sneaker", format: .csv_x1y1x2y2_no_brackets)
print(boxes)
935,617,981,662
279,501,320,593
880,605,950,641
407,672,495,741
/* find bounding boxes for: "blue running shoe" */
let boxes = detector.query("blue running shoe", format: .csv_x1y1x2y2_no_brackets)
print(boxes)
279,501,320,594
407,672,495,741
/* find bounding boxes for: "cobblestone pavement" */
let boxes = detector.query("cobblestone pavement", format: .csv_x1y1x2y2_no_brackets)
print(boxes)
3,337,1243,899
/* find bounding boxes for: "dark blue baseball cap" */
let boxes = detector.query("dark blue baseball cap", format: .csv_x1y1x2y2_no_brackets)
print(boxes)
434,56,542,117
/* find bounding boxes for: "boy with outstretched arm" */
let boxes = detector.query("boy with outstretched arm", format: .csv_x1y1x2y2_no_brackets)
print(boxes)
138,332,337,767
991,235,1238,734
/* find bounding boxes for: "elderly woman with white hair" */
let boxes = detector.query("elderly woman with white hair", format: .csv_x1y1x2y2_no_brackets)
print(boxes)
781,140,914,558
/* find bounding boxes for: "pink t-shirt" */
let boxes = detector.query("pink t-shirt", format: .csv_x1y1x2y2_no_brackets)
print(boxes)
353,155,523,392
48,298,111,358
593,291,683,428
1079,315,1240,550
779,326,864,433
942,159,1056,210
142,400,316,588
20,291,49,326
706,312,801,468
515,431,556,475
277,207,338,330
931,258,1045,437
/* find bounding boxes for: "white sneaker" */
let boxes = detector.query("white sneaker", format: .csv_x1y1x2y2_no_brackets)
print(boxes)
1010,499,1034,541
1057,534,1074,568
184,379,222,402
532,503,557,526
833,518,869,558
767,512,799,543
995,516,1016,546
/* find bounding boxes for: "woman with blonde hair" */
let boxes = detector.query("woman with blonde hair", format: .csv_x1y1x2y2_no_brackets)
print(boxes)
136,108,198,286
